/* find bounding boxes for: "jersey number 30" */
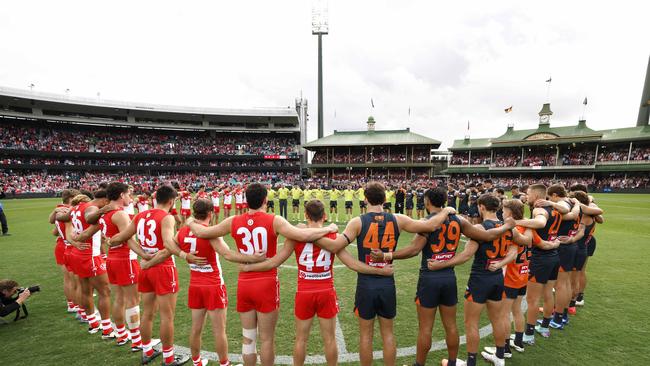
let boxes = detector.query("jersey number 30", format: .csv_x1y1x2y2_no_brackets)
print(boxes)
237,227,268,255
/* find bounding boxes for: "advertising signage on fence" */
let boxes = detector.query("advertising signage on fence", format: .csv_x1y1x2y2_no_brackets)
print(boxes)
264,155,288,160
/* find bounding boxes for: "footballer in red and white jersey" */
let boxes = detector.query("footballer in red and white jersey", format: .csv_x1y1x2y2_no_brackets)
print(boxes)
242,185,248,209
177,224,227,310
231,211,279,313
123,201,136,217
210,190,221,213
223,189,233,210
234,189,244,210
151,191,157,208
69,202,105,278
54,203,70,267
100,208,140,286
196,189,209,200
137,195,150,212
132,208,178,295
179,190,192,218
294,232,340,320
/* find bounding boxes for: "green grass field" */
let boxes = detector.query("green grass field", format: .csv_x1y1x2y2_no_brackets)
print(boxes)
1,194,649,365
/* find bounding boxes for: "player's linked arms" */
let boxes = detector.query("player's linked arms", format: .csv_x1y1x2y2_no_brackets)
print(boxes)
428,240,478,270
515,208,547,229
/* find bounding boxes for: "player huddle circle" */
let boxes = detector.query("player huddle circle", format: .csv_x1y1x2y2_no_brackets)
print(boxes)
50,179,602,366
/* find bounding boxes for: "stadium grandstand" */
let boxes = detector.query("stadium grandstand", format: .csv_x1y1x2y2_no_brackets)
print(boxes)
303,116,449,183
0,86,307,197
446,101,650,192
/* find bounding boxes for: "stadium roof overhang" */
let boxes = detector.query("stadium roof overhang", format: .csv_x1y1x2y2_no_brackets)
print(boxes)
303,128,441,149
449,120,650,151
0,86,299,128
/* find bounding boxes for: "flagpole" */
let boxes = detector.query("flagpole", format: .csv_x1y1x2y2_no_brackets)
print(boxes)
546,76,552,102
581,97,588,120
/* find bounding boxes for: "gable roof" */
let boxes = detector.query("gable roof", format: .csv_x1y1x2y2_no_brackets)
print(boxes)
303,128,441,148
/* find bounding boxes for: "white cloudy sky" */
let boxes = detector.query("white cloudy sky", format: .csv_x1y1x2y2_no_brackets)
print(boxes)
1,1,648,148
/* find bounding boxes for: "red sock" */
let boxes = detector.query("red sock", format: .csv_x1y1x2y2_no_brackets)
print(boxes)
142,340,154,357
163,347,174,364
220,359,230,366
87,313,99,328
192,355,201,366
100,319,113,335
130,327,142,347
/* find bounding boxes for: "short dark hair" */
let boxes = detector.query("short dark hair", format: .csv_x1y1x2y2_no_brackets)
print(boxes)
424,187,446,208
93,189,107,200
156,185,178,205
61,189,79,204
571,191,590,205
107,182,129,201
305,200,325,222
98,182,109,189
80,190,94,199
484,179,493,184
570,183,588,193
477,193,500,212
365,181,386,205
496,188,505,195
528,184,547,197
547,184,567,198
246,183,267,210
192,199,213,220
511,185,519,191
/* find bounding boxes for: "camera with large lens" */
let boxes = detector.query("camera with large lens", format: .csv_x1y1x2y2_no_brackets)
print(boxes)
16,285,40,296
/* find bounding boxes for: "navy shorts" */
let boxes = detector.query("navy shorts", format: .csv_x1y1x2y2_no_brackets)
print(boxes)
345,201,353,209
359,201,367,208
395,202,404,214
468,206,479,218
459,205,469,215
574,245,588,271
383,202,392,210
330,201,337,208
529,255,560,284
504,286,527,300
354,285,396,320
267,201,274,208
406,201,414,210
558,244,577,272
416,203,425,210
416,274,457,308
587,236,597,257
292,199,300,207
464,274,504,304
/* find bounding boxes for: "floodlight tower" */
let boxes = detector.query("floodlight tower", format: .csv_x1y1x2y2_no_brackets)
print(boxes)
312,0,328,138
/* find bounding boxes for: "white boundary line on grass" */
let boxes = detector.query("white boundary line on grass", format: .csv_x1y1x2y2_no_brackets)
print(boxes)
171,323,493,364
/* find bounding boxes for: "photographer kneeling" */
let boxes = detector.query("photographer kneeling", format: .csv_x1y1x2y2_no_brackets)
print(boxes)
1,279,32,321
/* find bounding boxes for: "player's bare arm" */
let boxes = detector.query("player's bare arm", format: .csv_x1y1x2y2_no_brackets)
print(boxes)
240,239,295,272
595,214,604,224
187,216,234,239
211,236,267,264
49,207,67,224
562,199,581,220
162,215,206,265
109,220,136,246
65,223,89,250
73,223,101,242
273,215,337,243
141,249,172,269
313,217,361,253
395,206,456,233
515,208,548,229
112,210,152,259
83,205,102,225
487,244,518,271
55,210,71,222
337,248,394,276
371,233,427,262
428,240,479,270
534,199,570,214
579,201,604,216
512,227,533,246
459,216,516,241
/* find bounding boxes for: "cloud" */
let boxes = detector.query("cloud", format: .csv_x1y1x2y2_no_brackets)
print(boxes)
0,0,647,149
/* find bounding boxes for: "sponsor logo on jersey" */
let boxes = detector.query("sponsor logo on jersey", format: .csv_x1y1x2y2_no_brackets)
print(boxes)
189,264,214,273
298,270,332,280
432,252,455,261
519,264,529,275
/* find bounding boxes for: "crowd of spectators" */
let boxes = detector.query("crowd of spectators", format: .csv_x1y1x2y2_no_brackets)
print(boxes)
630,146,650,161
561,150,595,166
522,153,556,167
0,157,298,168
0,122,299,156
310,149,430,164
0,171,301,195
